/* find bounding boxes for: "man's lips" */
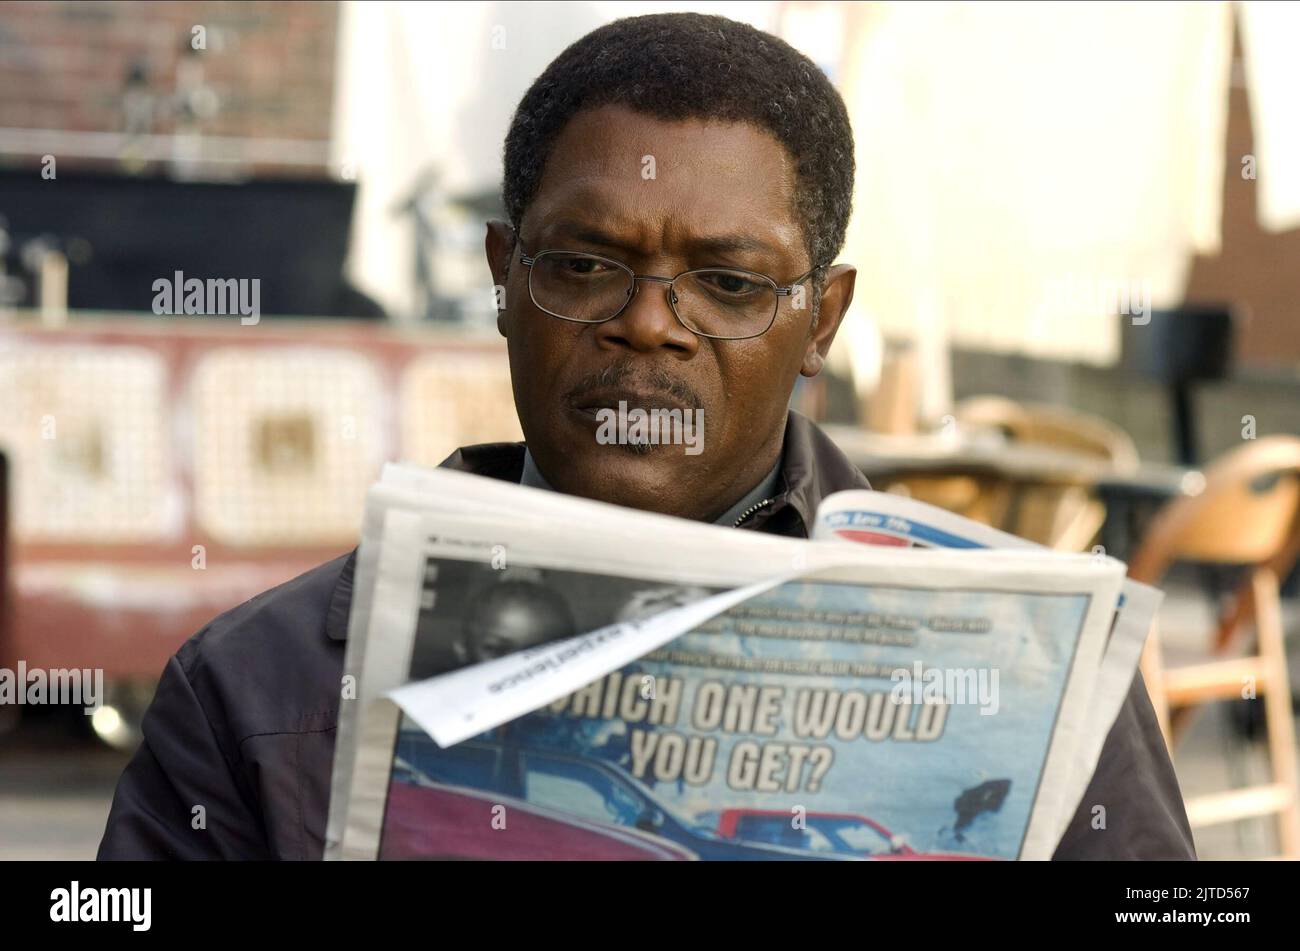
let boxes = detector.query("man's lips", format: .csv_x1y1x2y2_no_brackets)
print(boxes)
567,387,697,420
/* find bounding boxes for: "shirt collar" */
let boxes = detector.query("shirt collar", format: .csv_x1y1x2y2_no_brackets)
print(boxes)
520,447,782,528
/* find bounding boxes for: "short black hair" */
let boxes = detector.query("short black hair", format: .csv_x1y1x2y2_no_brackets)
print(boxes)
502,12,855,272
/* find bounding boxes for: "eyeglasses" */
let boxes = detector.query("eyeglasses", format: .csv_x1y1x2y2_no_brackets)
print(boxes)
518,248,826,341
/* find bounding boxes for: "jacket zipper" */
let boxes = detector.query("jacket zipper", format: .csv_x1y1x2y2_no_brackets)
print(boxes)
732,497,775,529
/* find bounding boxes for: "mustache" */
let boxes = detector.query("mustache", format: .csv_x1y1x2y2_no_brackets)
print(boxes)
564,362,703,409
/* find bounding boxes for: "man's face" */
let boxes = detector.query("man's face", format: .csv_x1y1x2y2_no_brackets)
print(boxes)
487,104,854,521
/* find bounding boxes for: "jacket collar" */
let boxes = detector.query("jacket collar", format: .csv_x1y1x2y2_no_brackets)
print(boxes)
325,411,869,641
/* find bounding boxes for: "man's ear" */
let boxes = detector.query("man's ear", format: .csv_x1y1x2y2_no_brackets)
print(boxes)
485,220,515,337
801,264,856,377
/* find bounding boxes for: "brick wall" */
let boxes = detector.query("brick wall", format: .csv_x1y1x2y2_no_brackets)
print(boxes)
0,0,338,171
1183,21,1300,367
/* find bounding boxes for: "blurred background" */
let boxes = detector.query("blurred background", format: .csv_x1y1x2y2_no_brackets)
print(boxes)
2,0,1300,860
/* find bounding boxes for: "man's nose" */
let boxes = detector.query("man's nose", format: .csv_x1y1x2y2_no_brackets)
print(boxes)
593,278,699,356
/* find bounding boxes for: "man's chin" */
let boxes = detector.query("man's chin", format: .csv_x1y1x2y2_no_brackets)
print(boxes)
535,439,706,518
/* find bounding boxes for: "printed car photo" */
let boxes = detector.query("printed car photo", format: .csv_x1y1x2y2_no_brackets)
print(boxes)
388,733,863,860
712,809,992,860
380,769,697,860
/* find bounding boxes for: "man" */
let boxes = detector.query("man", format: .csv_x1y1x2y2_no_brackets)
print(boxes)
99,13,1194,860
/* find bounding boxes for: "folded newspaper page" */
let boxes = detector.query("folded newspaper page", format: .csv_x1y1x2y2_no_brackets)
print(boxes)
813,491,1162,844
326,465,1151,862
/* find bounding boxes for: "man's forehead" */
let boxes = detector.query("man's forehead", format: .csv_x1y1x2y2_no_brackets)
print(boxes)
526,105,804,257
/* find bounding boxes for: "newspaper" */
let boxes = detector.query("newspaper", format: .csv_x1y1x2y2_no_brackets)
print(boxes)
812,491,1161,845
326,464,1155,861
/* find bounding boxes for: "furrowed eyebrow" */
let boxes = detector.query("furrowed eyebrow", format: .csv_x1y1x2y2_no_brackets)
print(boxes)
542,221,781,260
689,234,780,257
545,222,627,250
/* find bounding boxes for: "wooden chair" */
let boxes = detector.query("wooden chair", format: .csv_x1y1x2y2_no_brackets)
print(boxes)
957,395,1140,470
956,396,1138,550
878,472,1014,529
1128,436,1300,858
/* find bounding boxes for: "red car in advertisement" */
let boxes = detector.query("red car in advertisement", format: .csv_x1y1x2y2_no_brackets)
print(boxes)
380,779,697,860
714,809,993,860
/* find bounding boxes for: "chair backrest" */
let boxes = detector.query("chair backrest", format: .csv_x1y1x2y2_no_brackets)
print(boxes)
1128,436,1300,584
955,396,1138,549
957,396,1139,471
881,472,1012,529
